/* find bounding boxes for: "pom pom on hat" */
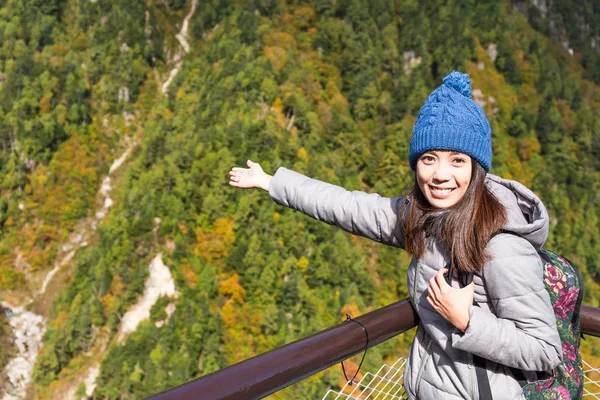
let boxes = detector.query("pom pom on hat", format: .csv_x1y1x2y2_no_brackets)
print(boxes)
443,71,472,99
409,71,492,171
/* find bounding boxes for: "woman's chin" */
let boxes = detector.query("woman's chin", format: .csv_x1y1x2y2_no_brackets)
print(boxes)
426,194,460,209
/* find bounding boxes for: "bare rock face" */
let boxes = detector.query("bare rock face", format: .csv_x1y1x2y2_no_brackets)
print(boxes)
403,50,422,74
1,303,46,399
472,89,486,109
472,90,499,115
531,0,548,17
486,43,498,62
118,86,130,103
117,253,180,343
13,249,31,273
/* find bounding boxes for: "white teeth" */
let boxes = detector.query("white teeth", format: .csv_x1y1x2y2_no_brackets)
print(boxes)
432,188,452,194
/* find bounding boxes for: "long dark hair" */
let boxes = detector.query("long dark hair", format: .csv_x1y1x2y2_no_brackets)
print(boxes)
400,161,507,273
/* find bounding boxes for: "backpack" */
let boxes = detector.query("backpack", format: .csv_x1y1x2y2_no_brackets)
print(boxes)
470,249,585,399
519,249,584,399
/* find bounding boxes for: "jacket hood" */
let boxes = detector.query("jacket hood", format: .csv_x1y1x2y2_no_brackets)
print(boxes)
485,174,549,250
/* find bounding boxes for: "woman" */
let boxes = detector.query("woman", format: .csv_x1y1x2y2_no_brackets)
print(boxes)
229,72,562,399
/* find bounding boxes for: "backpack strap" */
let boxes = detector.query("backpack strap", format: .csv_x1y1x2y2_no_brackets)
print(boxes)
473,354,494,400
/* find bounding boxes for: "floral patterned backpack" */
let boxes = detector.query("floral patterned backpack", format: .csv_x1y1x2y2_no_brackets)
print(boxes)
520,249,584,399
473,249,585,399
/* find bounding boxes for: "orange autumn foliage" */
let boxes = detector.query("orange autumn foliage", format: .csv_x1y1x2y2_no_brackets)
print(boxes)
108,274,125,296
263,46,287,74
340,302,361,320
180,261,197,288
338,360,363,392
52,311,69,330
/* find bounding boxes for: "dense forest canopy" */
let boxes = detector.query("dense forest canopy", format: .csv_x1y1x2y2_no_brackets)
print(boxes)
0,0,598,398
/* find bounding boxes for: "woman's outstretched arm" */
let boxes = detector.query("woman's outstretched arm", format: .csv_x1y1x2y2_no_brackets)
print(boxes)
229,160,404,248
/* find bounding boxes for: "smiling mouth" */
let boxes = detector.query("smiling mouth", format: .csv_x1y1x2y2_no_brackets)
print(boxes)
429,186,455,198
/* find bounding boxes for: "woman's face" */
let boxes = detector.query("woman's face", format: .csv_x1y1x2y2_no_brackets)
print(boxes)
416,150,472,208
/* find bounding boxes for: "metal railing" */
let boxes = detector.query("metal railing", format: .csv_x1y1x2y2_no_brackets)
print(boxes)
147,300,600,400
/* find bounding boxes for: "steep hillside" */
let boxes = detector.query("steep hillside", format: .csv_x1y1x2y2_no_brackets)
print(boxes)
0,0,598,399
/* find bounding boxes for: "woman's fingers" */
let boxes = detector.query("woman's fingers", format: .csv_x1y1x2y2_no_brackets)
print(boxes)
429,268,447,290
428,275,440,300
428,268,450,303
427,294,436,308
229,168,245,186
434,268,449,289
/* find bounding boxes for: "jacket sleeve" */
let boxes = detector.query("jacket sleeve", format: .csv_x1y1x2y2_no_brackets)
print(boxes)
451,234,562,372
268,167,404,248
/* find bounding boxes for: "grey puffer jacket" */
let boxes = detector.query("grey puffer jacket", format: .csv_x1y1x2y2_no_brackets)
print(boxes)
268,168,562,400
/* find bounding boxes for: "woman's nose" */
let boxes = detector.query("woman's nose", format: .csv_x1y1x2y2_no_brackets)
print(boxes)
433,163,451,181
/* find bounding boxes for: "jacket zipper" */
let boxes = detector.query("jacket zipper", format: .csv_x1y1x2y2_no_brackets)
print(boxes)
414,337,432,396
412,260,420,301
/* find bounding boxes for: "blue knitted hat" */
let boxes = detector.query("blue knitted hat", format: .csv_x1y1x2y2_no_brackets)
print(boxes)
409,71,492,171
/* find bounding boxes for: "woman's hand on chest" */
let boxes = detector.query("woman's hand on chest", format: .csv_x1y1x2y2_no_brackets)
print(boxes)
426,268,475,332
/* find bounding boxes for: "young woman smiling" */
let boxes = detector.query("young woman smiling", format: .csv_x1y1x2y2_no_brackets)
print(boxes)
229,72,561,399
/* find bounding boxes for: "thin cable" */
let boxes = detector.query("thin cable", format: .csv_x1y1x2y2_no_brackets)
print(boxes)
340,314,370,386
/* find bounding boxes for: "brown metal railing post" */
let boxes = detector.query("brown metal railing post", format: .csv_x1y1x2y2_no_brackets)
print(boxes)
146,299,417,400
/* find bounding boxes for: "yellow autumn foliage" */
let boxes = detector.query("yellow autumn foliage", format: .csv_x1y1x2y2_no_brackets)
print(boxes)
101,293,120,317
219,273,246,304
297,256,309,274
221,300,237,328
293,6,315,29
263,31,297,50
193,217,235,264
297,147,308,161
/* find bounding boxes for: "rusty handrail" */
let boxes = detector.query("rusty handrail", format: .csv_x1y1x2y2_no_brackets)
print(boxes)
580,305,600,337
147,299,600,400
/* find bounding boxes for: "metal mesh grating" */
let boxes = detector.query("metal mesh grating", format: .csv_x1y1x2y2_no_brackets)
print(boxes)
584,359,600,398
322,358,408,400
323,357,600,399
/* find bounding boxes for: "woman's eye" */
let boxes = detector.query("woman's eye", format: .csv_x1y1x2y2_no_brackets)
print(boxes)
453,158,467,164
421,156,435,162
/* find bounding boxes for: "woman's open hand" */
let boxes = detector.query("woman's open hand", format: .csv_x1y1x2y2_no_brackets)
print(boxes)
229,160,272,191
427,268,474,332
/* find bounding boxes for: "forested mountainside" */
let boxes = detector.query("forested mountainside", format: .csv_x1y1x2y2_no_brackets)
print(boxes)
0,0,598,398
